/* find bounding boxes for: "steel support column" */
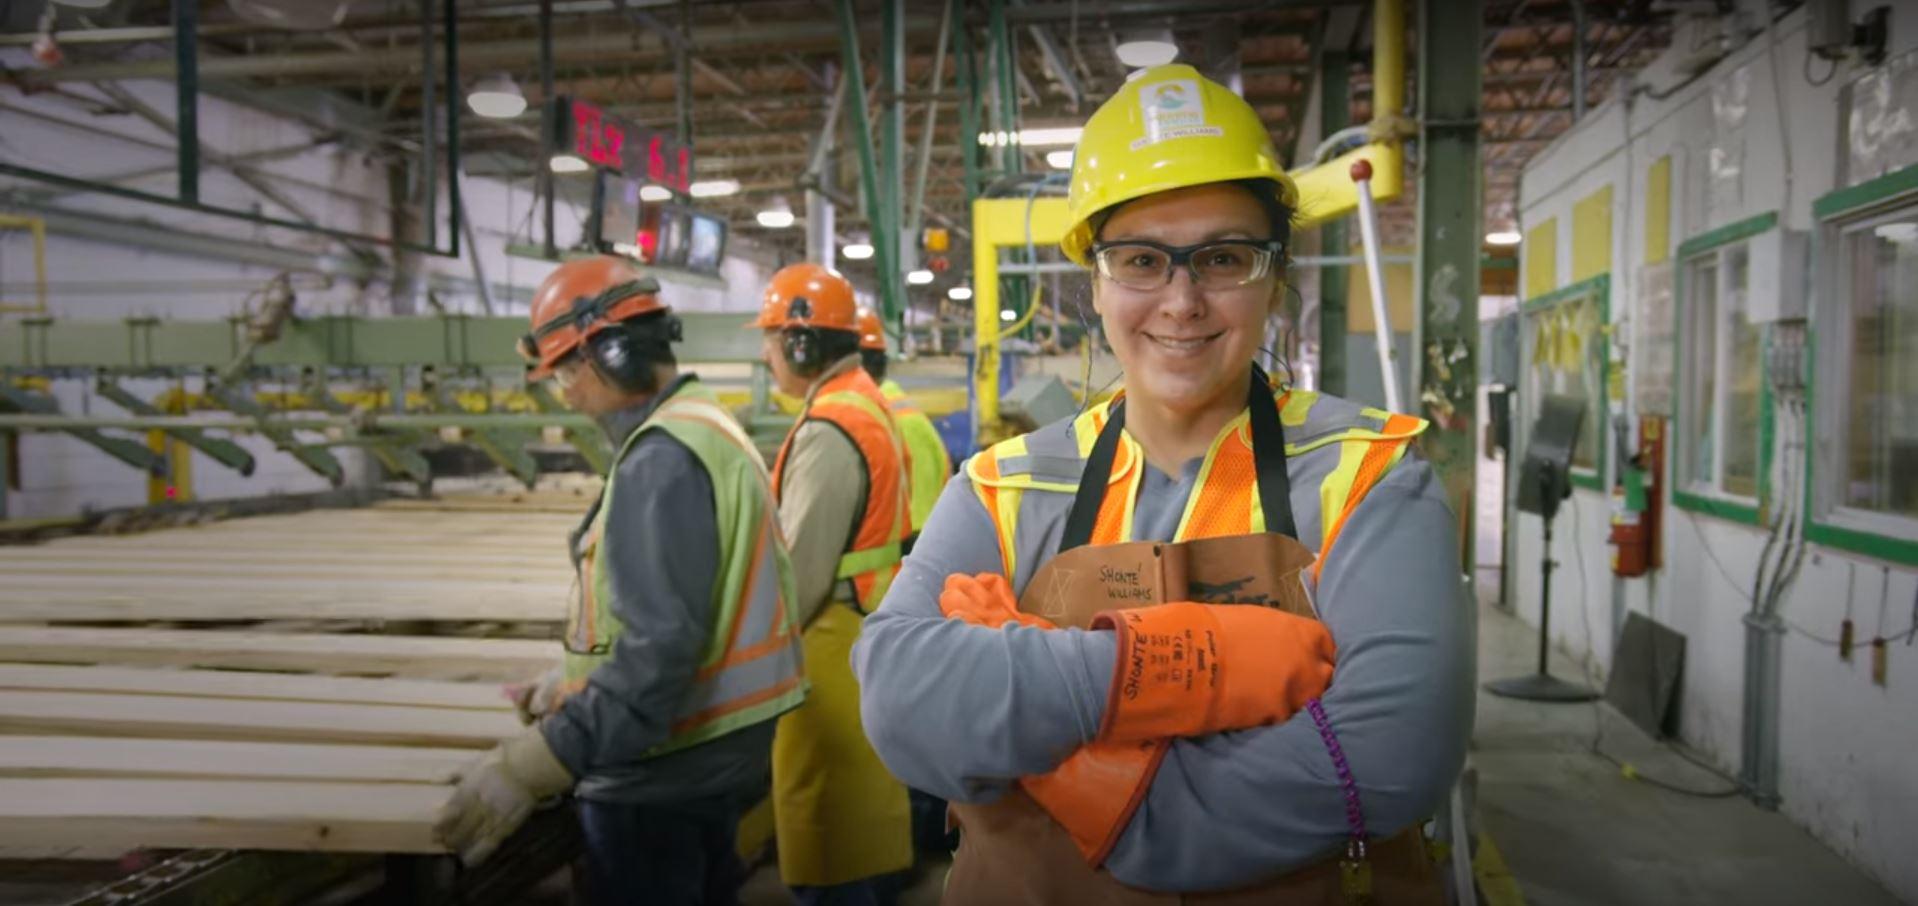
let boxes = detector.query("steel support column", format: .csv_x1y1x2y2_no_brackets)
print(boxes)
954,0,982,202
1319,50,1350,396
834,0,900,320
882,0,908,326
1414,0,1482,571
172,0,199,203
538,0,556,260
988,0,1020,176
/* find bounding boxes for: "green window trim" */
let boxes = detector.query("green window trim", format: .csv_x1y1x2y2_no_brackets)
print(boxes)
1803,522,1918,569
1812,160,1918,222
1676,211,1780,260
1673,221,1777,527
1803,182,1918,565
1521,273,1610,491
1672,489,1761,526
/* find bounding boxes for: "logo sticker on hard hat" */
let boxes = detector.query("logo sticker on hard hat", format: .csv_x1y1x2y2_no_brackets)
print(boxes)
1135,79,1221,150
788,296,813,321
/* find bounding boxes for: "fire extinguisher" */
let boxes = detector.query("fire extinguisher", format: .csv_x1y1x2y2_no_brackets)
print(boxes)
1609,417,1663,576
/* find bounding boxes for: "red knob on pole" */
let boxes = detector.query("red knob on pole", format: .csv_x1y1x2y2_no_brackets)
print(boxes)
1350,159,1373,182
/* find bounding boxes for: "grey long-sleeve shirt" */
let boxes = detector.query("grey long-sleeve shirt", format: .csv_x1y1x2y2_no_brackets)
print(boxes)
850,450,1473,891
541,374,776,804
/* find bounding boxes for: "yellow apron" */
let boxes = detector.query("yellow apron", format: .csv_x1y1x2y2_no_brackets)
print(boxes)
772,603,914,885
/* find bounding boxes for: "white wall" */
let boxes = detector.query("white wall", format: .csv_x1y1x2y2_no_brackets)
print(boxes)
1515,10,1918,901
1,63,779,519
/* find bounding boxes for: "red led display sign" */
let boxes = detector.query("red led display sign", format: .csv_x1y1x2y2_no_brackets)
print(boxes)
553,96,692,193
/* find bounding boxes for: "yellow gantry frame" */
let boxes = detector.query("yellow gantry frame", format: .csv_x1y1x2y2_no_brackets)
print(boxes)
0,215,49,316
970,0,1407,443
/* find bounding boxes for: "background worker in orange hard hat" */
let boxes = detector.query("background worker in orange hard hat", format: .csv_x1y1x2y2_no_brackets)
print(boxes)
435,256,807,905
852,65,1471,902
751,264,914,904
855,306,955,553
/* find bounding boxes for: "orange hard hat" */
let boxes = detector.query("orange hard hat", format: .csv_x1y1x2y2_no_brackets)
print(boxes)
520,256,667,380
750,262,858,333
856,306,887,351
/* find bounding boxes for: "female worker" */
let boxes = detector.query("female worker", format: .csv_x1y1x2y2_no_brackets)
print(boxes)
851,64,1472,902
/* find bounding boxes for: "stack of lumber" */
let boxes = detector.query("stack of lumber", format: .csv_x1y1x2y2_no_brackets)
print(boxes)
0,499,582,856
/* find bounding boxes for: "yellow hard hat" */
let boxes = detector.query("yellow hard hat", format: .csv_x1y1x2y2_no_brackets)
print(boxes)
1060,64,1299,266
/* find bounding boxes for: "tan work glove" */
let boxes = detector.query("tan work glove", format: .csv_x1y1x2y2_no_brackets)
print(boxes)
503,666,566,726
432,724,574,866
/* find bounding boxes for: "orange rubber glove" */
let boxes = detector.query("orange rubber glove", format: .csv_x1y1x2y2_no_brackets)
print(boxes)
1021,739,1168,865
938,572,1057,630
1092,602,1335,744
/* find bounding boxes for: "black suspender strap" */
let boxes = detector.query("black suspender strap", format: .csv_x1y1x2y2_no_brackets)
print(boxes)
1058,366,1298,552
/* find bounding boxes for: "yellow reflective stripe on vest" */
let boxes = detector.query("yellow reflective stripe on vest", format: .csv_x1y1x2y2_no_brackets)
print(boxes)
836,540,903,579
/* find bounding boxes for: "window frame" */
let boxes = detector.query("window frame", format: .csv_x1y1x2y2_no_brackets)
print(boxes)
1672,212,1779,525
1808,164,1918,566
1519,273,1611,492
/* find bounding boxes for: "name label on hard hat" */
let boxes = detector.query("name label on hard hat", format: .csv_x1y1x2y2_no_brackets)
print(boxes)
1135,80,1222,150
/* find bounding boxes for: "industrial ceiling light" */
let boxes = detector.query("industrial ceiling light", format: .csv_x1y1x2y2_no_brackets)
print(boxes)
1115,29,1178,68
548,153,590,174
843,238,875,260
976,126,1082,148
1000,308,1018,321
1485,230,1522,246
466,73,527,119
947,286,973,301
907,269,935,285
1045,149,1075,170
688,179,740,198
756,195,796,228
638,184,674,202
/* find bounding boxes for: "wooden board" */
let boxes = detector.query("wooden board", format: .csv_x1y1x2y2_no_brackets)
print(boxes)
0,664,512,711
0,690,521,748
0,585,565,624
0,627,557,681
0,736,477,784
0,778,449,854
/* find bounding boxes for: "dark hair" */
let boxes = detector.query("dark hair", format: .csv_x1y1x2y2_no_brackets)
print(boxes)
1091,178,1294,260
860,348,889,382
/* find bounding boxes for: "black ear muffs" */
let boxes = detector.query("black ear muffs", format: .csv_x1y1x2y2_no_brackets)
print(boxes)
584,329,647,393
783,327,819,372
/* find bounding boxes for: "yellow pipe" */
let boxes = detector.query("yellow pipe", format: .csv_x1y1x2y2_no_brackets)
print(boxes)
1373,0,1405,127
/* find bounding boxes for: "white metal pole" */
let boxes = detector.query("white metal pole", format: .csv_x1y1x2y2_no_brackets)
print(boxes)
1350,159,1402,412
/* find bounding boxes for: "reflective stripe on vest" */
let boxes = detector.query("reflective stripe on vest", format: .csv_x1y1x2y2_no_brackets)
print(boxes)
564,381,807,756
881,379,954,534
966,387,1428,585
771,367,910,610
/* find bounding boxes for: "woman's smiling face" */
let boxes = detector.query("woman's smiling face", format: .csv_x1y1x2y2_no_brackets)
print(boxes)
1091,182,1283,417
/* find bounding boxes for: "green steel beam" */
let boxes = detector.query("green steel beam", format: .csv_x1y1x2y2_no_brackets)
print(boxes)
988,0,1020,176
1318,50,1350,396
1415,0,1483,567
432,387,540,488
206,384,345,486
95,379,257,476
953,0,982,202
303,379,431,485
0,384,167,476
1,313,763,370
882,0,907,329
0,412,596,432
834,0,901,322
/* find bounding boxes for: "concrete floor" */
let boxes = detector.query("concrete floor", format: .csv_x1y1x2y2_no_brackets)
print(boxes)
1473,596,1905,906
